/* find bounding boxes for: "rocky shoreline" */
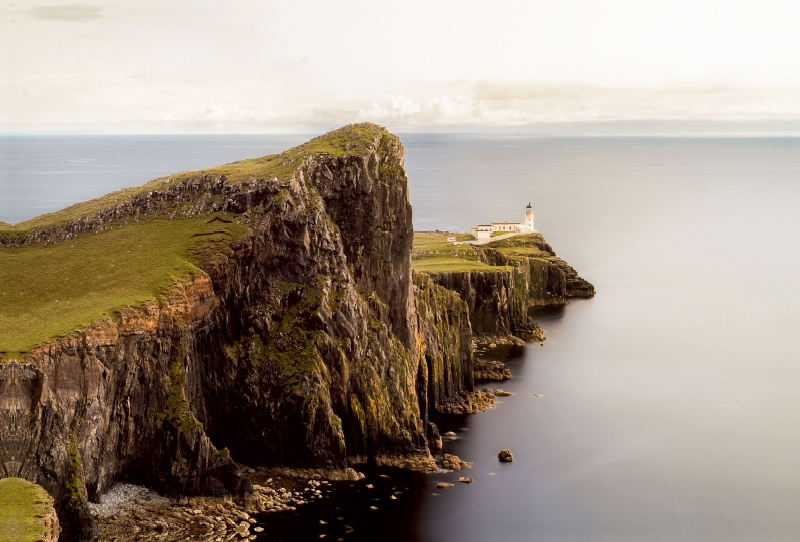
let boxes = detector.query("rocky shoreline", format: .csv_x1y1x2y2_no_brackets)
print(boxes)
87,329,539,541
89,468,354,541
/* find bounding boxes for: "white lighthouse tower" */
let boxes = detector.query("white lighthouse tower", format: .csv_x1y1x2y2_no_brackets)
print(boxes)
525,203,535,232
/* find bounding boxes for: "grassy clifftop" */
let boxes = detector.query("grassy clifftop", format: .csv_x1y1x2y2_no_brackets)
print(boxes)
0,478,53,542
0,214,243,357
411,233,502,272
2,123,392,233
0,123,394,360
412,232,558,273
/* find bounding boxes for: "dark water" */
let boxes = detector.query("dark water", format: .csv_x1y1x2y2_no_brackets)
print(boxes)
4,133,800,541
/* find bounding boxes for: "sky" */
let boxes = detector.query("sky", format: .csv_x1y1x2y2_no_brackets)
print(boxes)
3,0,800,133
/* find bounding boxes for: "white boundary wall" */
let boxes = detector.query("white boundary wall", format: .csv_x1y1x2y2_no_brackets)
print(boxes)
453,232,523,246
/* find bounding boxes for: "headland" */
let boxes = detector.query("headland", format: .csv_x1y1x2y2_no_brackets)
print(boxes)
0,124,593,540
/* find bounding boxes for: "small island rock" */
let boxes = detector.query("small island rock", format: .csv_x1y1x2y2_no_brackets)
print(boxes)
498,449,514,462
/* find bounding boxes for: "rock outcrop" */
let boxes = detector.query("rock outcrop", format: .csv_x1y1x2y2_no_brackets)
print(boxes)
498,449,514,462
424,238,594,339
474,359,511,381
426,257,563,337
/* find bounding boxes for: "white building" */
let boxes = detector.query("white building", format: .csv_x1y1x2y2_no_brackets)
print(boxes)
470,203,535,240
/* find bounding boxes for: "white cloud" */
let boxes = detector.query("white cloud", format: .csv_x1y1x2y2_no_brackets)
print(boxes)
359,96,422,121
355,82,800,127
6,0,800,132
29,4,102,22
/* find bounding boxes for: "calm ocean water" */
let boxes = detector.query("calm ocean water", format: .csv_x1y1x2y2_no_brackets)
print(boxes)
3,133,800,541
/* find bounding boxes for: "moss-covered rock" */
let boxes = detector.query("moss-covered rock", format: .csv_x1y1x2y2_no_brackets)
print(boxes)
0,477,60,542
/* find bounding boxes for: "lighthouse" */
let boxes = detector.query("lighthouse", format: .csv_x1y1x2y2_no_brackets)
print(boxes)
469,203,537,238
525,203,535,232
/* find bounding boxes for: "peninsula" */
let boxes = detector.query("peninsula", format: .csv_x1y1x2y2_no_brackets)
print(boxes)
0,124,593,540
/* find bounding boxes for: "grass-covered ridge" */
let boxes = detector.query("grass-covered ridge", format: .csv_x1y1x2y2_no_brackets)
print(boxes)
0,213,244,358
412,233,511,273
0,478,52,542
2,123,394,232
483,233,552,259
411,232,555,272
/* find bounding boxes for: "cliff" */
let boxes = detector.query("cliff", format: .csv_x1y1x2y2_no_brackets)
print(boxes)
413,233,594,338
0,125,463,539
0,124,591,540
413,271,473,446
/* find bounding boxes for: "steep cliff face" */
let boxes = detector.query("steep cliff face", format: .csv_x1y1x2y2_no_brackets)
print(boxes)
412,271,473,444
0,124,462,539
548,256,596,297
426,256,567,337
411,232,593,338
304,136,415,348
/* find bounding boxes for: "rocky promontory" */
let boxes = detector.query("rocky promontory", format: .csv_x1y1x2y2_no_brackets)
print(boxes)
0,124,593,540
414,233,594,339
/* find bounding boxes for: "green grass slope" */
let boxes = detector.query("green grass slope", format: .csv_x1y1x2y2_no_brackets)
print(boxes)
0,213,243,358
483,234,552,259
412,233,510,273
0,478,51,542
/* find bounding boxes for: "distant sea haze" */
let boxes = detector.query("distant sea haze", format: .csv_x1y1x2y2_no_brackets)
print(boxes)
3,132,800,541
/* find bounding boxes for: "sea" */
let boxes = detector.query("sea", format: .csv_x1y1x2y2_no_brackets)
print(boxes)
2,131,800,542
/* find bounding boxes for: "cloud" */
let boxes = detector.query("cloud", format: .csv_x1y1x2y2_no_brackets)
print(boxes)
355,81,800,127
30,4,101,22
358,94,484,125
359,96,421,120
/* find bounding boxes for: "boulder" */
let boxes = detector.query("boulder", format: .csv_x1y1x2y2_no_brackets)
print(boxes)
441,453,472,471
